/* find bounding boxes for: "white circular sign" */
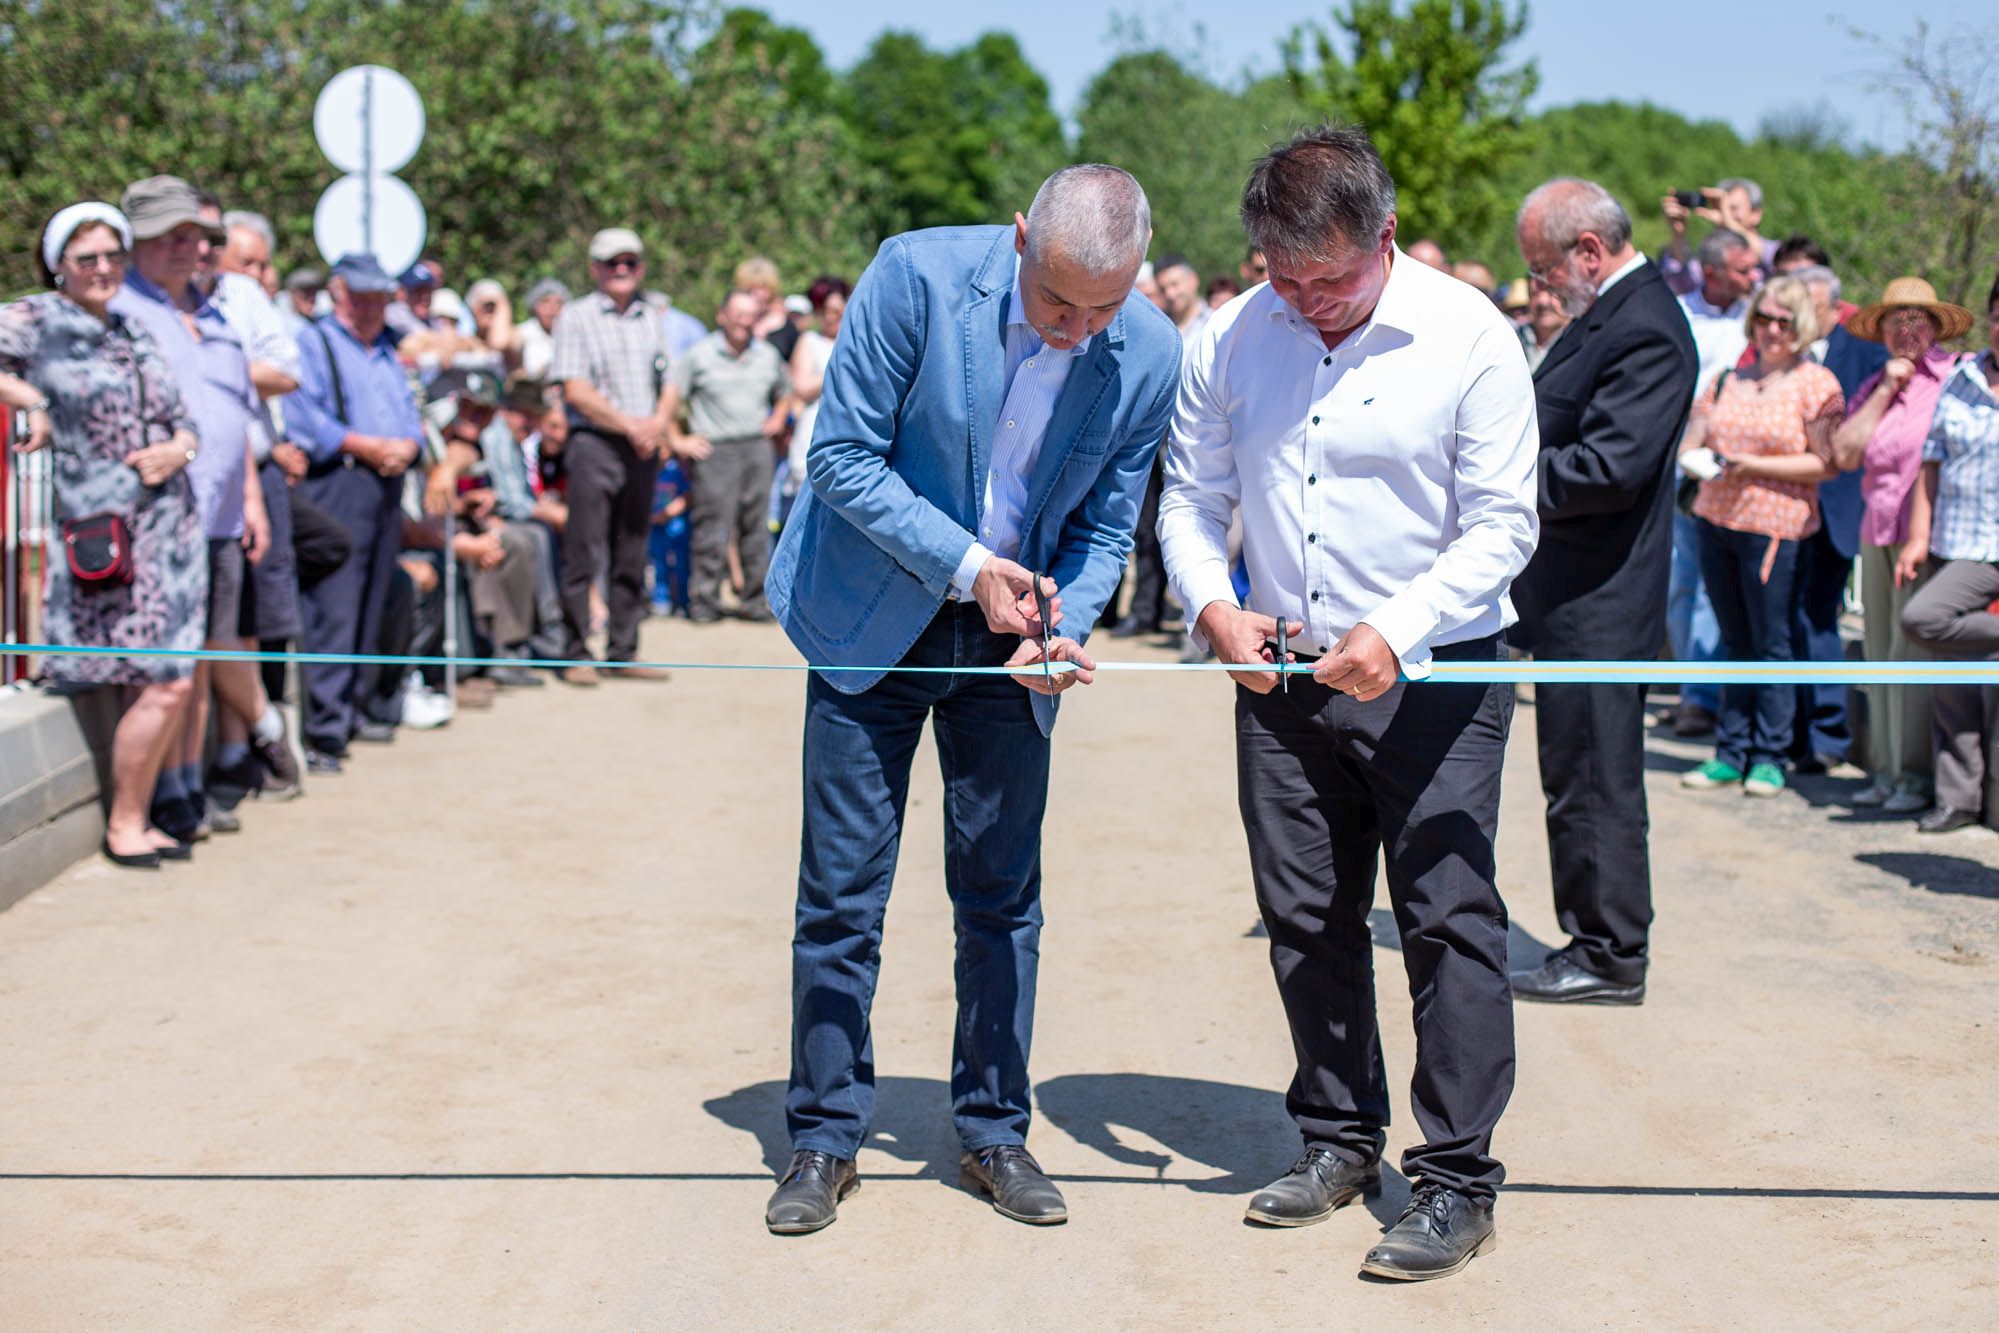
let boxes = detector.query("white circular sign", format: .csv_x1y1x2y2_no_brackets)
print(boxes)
313,65,425,175
313,173,428,277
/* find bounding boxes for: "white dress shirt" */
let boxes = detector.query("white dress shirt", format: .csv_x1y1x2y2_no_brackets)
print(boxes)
1678,287,1748,400
1157,249,1540,677
948,258,1092,594
210,271,302,462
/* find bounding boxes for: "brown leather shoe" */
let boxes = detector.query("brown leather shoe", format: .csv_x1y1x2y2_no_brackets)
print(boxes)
605,663,671,681
561,664,601,687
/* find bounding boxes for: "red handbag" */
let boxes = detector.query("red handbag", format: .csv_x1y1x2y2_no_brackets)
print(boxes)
61,512,135,588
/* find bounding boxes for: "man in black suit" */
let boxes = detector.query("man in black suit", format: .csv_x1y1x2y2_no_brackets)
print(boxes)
1509,178,1699,1005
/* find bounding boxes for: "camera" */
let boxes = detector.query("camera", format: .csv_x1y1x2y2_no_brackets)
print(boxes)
1672,189,1707,209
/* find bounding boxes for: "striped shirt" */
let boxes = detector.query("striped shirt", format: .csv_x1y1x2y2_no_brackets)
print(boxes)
947,257,1094,594
548,290,666,422
1923,351,1999,562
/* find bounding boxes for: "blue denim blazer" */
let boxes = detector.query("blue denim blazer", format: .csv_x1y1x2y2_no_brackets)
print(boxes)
767,225,1181,732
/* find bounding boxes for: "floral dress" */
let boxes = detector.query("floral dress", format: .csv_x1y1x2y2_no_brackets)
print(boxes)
0,292,206,684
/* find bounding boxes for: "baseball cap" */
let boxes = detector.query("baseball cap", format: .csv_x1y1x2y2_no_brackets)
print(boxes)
783,294,811,317
426,366,503,409
399,261,440,290
120,175,226,243
589,227,644,262
284,267,326,292
329,253,398,293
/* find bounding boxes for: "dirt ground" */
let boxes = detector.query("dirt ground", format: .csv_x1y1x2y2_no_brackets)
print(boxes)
2,619,1996,1329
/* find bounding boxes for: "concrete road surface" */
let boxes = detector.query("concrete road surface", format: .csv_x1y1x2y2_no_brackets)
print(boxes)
2,621,1995,1328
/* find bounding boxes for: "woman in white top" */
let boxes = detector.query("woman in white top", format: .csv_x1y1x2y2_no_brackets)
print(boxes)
786,276,850,491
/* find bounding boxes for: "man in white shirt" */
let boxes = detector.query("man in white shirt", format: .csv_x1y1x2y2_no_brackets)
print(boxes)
1667,227,1758,735
1158,125,1538,1282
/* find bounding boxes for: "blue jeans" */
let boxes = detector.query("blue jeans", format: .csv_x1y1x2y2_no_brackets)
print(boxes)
1789,524,1852,762
1696,518,1800,771
787,602,1050,1158
1667,511,1721,713
647,517,688,612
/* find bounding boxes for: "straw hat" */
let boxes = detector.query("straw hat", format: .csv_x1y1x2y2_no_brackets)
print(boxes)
1847,276,1975,343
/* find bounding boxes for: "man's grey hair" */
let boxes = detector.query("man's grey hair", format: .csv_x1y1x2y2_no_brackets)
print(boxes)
1717,176,1764,210
1695,227,1752,271
1518,177,1633,252
1240,124,1397,266
1789,263,1842,305
221,209,275,252
1024,164,1151,276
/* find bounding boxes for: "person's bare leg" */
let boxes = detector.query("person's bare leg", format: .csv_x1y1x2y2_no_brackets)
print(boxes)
108,678,192,857
212,651,268,744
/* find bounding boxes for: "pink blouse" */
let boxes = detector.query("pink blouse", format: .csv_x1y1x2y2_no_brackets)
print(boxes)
1856,346,1962,548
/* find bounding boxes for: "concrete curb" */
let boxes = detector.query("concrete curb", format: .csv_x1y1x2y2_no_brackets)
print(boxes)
0,685,112,911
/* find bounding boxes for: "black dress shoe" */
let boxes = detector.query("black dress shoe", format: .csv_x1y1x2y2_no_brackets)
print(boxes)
765,1150,858,1235
149,795,203,844
1361,1182,1496,1281
1509,949,1644,1005
305,749,344,775
960,1145,1067,1224
1918,805,1981,834
155,839,194,862
1245,1145,1382,1226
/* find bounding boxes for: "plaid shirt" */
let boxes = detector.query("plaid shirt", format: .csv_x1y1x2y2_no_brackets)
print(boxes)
1923,352,1999,562
548,289,666,421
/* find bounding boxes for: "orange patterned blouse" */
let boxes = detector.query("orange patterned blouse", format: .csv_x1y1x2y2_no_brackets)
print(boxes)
1691,362,1845,540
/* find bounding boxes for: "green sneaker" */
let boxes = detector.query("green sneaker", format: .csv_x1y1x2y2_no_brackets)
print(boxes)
1743,763,1787,797
1681,759,1743,790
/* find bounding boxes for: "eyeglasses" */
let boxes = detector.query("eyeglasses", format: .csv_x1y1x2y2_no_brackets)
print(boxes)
67,249,128,271
598,255,641,272
1525,243,1579,288
1751,311,1795,330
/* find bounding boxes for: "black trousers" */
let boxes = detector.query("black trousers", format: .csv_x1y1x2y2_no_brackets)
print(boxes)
1121,459,1168,629
1789,524,1853,764
559,427,658,661
1236,634,1515,1202
1532,675,1653,984
297,464,401,752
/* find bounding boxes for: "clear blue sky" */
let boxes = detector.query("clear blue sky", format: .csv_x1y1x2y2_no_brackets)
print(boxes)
754,0,1993,148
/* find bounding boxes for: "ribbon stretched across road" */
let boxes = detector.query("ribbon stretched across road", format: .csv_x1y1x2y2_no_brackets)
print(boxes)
3,642,1997,685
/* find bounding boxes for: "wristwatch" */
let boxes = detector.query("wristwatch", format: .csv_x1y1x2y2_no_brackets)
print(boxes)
22,396,50,415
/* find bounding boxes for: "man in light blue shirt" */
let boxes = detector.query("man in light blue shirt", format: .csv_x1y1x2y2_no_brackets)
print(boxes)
762,165,1181,1236
281,252,426,766
110,175,271,842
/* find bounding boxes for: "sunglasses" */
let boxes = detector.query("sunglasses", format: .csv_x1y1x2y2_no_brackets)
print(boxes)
1752,311,1795,330
67,248,128,271
598,255,642,272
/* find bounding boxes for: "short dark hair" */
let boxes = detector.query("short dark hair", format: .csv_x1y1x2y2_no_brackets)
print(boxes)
194,187,222,214
806,275,851,312
1240,124,1397,267
1153,252,1197,278
1772,234,1830,269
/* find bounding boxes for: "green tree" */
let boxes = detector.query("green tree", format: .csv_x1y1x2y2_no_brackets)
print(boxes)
840,29,1066,235
1077,53,1307,279
1284,0,1539,246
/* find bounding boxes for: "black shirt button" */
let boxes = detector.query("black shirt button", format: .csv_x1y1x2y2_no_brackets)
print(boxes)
1308,533,1318,543
1311,415,1320,425
1310,591,1321,602
1322,355,1332,366
1307,474,1317,485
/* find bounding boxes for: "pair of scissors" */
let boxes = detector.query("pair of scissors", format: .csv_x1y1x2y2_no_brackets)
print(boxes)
1275,617,1290,695
1031,576,1055,693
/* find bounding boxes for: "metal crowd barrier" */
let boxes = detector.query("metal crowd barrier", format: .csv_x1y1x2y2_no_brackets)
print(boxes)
2,404,55,686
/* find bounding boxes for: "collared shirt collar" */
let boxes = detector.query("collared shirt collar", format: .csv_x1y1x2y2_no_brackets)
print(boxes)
1684,287,1745,319
589,288,651,320
1597,251,1648,297
1914,343,1959,381
123,268,218,319
1007,255,1092,357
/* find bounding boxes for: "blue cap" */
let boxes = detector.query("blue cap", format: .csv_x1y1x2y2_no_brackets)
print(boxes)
329,253,397,294
399,261,439,290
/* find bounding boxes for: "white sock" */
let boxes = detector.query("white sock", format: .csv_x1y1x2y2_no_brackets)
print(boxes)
252,704,284,745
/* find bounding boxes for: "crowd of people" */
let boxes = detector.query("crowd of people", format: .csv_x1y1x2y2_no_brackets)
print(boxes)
1,174,854,867
2,168,1996,875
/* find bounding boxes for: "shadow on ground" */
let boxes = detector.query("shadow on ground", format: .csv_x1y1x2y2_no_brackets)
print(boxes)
1856,851,1999,901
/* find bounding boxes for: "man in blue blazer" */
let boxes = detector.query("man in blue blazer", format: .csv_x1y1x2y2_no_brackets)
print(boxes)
762,165,1180,1234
